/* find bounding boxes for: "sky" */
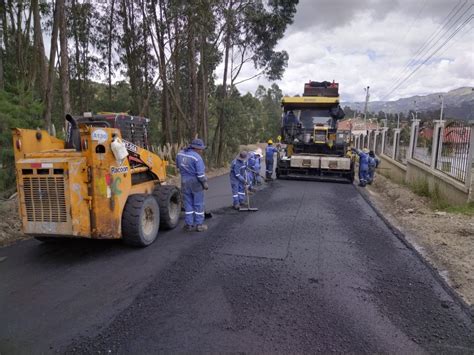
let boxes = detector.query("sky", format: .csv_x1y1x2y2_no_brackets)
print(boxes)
226,0,474,103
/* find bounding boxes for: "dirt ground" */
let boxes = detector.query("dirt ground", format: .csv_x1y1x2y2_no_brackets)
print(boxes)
365,173,474,307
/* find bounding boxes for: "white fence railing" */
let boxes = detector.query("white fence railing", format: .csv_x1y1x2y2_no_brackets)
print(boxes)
351,119,474,186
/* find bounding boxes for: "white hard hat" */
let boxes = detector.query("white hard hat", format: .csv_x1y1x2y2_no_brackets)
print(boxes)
255,148,263,156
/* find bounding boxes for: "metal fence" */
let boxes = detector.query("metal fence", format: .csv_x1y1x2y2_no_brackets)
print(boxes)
384,128,395,158
436,120,472,182
375,132,382,155
395,126,410,165
413,120,434,166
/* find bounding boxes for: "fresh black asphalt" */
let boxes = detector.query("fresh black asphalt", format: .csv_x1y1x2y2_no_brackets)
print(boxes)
1,174,473,354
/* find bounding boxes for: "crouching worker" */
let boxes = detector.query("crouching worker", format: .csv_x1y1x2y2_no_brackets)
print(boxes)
367,150,380,184
176,139,208,232
230,151,248,210
351,147,370,187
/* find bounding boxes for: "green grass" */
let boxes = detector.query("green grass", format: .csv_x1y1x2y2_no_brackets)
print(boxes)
411,179,431,197
441,201,474,216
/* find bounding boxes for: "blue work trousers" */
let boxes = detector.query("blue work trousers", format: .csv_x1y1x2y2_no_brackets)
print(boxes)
265,159,273,178
359,167,369,183
231,181,245,206
182,184,205,226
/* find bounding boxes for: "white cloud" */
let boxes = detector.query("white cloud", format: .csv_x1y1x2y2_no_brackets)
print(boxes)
219,0,474,103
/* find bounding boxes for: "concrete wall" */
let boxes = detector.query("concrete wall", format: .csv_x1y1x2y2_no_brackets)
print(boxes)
379,154,407,185
378,154,471,206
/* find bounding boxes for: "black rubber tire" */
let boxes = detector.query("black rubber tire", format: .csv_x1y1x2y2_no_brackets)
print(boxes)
35,237,64,243
122,194,160,247
153,185,181,230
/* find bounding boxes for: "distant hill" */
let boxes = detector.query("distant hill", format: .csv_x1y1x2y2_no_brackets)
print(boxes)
342,87,474,120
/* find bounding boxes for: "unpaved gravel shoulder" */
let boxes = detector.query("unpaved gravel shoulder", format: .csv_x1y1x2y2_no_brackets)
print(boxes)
365,173,474,307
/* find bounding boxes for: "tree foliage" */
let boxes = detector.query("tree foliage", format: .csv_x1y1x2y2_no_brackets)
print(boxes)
0,0,298,192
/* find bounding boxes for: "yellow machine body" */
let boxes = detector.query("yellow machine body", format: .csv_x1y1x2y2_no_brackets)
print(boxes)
12,126,168,240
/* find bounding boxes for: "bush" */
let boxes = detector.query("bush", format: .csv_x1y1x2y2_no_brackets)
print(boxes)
0,90,43,194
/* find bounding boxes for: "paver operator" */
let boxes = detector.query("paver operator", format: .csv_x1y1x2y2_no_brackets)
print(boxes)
176,139,209,232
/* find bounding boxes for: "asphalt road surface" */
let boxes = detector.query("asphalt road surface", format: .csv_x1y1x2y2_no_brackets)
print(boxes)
1,174,473,354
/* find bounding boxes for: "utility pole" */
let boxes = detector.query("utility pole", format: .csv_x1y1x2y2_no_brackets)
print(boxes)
439,95,444,121
363,86,370,132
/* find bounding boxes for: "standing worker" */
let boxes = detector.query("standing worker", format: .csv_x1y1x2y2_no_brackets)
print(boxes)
352,147,370,187
367,150,380,184
176,139,209,232
247,151,257,187
265,140,278,181
230,151,248,210
253,148,263,185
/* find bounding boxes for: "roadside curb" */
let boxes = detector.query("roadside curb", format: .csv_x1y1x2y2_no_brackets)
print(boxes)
354,183,474,320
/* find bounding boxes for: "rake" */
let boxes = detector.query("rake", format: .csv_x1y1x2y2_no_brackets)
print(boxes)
239,173,258,212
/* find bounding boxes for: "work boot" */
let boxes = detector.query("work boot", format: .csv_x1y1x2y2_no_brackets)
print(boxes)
183,224,195,232
196,224,208,232
233,204,240,210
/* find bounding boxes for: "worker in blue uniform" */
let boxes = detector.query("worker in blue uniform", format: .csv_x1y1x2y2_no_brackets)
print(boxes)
265,140,278,180
230,151,248,210
176,139,208,232
367,150,380,184
352,147,370,187
247,151,257,187
253,148,263,185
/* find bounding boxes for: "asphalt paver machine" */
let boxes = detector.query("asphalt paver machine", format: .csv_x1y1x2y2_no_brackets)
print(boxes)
276,81,354,182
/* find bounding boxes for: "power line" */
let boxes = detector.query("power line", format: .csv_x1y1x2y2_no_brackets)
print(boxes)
383,15,473,100
384,1,470,99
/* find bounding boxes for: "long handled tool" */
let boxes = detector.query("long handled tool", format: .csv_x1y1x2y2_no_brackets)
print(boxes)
239,174,258,212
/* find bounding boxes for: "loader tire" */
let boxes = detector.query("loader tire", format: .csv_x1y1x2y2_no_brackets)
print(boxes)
122,194,160,247
153,185,181,230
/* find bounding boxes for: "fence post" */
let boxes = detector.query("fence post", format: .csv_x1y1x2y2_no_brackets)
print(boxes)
393,128,400,160
373,131,379,152
408,118,419,160
465,124,474,190
381,127,388,156
431,120,445,170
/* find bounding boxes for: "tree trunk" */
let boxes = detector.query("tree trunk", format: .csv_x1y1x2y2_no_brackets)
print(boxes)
0,46,3,90
199,33,208,144
215,19,231,165
107,0,115,104
72,0,82,111
43,0,60,132
188,22,198,139
58,0,71,121
32,0,47,95
212,0,233,166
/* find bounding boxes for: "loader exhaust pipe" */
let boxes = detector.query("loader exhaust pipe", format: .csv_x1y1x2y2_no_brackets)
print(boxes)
65,114,81,151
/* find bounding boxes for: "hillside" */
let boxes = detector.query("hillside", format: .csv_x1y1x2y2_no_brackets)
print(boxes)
343,87,474,120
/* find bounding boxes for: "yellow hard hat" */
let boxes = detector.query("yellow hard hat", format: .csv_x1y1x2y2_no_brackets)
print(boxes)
268,139,273,144
363,148,369,153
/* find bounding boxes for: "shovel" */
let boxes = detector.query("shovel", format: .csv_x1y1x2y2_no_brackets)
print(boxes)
239,185,258,212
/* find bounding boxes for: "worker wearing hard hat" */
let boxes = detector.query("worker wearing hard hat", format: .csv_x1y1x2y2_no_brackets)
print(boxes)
229,151,249,210
265,140,278,181
351,147,370,187
176,138,208,232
